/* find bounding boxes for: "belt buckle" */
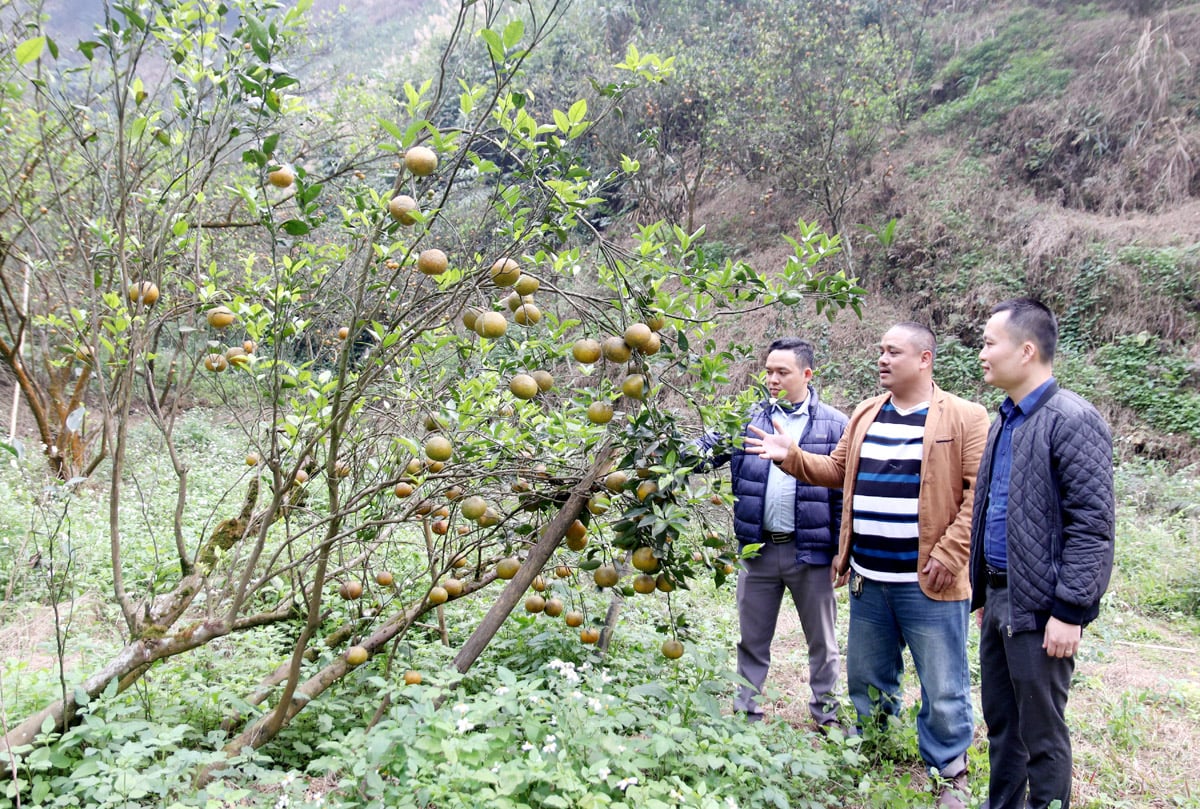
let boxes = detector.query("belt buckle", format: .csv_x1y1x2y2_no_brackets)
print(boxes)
764,531,792,544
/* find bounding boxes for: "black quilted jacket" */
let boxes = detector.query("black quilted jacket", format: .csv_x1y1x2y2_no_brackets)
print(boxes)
969,383,1115,633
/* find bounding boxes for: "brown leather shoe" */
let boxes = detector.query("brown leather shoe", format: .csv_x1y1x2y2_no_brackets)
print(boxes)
936,771,969,809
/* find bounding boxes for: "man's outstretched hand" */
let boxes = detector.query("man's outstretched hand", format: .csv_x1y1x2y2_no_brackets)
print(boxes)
745,420,792,463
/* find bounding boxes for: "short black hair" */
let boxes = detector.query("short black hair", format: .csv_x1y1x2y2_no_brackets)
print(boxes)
992,297,1058,362
766,337,815,370
892,321,937,359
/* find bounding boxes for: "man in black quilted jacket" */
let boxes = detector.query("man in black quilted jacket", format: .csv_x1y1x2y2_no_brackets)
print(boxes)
971,298,1115,809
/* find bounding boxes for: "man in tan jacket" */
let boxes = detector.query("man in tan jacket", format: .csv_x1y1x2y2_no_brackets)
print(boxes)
747,322,989,808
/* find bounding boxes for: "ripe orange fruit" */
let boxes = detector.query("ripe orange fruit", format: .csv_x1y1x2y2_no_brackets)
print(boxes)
428,585,449,605
206,306,235,329
565,519,588,551
531,370,553,391
587,493,610,515
490,257,521,287
601,335,631,362
460,495,487,521
621,374,646,400
394,481,414,498
624,322,653,350
475,311,508,338
267,164,296,188
554,564,571,578
633,574,657,594
514,274,539,295
572,338,602,364
345,645,369,665
593,564,619,588
404,145,438,176
532,574,547,592
636,480,658,502
338,326,350,339
632,546,660,573
339,580,364,600
225,346,250,367
580,627,600,644
496,556,521,579
442,577,464,596
128,281,159,306
424,435,452,462
661,638,684,659
417,248,448,276
404,669,423,685
375,571,394,586
525,594,546,613
642,332,662,355
655,573,676,592
587,401,614,424
544,597,564,617
604,471,629,492
564,610,584,627
509,373,539,400
203,353,228,372
387,194,419,224
513,302,541,325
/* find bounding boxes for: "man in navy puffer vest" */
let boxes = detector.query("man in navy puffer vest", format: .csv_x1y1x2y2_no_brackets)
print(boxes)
696,337,848,724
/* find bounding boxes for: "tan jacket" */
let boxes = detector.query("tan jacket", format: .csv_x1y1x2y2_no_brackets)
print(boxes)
779,383,989,601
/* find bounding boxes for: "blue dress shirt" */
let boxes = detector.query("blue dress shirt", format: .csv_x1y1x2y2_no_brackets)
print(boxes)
983,377,1056,570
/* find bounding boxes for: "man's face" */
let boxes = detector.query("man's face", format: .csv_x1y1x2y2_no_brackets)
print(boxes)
877,326,928,394
764,349,812,404
979,311,1028,393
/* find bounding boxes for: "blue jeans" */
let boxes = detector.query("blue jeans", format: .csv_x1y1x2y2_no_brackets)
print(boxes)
847,574,973,776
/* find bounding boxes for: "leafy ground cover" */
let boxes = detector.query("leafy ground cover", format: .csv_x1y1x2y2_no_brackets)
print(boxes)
3,415,1199,808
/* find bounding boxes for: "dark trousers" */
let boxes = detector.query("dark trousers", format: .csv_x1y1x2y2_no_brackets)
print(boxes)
979,583,1075,809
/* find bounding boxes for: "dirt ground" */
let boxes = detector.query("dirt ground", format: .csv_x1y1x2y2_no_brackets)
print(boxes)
758,601,1200,807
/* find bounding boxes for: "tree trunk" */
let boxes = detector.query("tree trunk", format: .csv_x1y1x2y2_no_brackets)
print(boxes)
452,446,614,673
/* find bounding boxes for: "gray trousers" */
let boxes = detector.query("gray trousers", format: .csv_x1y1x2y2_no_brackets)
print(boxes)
733,540,839,723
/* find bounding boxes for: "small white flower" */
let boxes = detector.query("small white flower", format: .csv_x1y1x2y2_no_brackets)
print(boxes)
491,764,500,773
670,789,684,800
542,739,557,754
549,714,557,726
601,671,613,683
495,686,509,696
456,718,475,733
529,694,541,704
453,703,469,714
587,697,603,711
616,776,638,791
725,797,738,809
597,766,611,780
522,741,535,752
571,690,584,700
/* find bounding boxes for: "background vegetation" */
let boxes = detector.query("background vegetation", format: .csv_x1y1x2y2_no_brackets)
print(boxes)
2,0,1199,806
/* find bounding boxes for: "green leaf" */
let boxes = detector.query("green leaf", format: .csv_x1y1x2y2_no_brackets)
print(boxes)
479,29,503,62
378,117,403,141
16,37,46,65
502,19,525,49
281,220,310,235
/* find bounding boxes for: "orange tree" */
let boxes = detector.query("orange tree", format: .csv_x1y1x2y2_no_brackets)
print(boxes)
0,0,864,787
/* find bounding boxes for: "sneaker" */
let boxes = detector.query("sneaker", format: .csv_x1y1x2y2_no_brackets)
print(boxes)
936,772,969,809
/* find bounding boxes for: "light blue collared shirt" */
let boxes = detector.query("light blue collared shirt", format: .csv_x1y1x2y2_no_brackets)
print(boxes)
762,393,811,533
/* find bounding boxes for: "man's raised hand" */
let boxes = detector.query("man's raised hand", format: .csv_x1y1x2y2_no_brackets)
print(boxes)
744,420,792,462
